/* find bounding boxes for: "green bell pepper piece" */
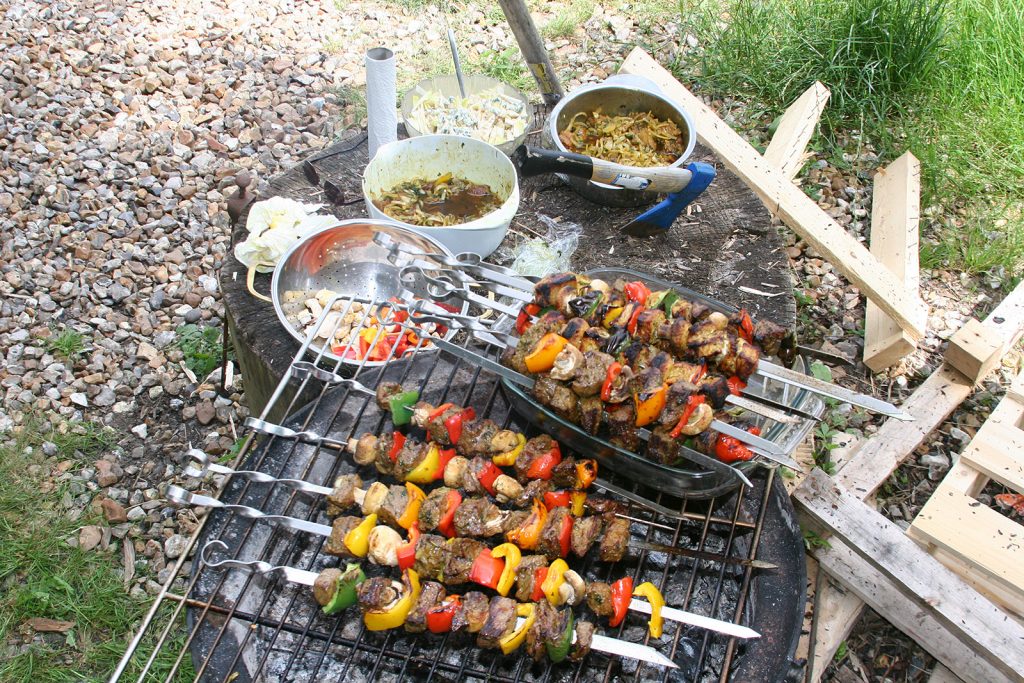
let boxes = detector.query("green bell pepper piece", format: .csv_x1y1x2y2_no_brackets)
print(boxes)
661,291,679,315
322,563,366,615
545,610,575,663
388,390,420,427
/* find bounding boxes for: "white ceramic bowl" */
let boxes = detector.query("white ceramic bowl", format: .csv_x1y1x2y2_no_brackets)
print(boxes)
362,134,519,258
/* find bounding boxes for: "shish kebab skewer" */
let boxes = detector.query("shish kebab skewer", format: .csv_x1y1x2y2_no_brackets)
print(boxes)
174,490,758,642
198,541,680,668
184,450,776,570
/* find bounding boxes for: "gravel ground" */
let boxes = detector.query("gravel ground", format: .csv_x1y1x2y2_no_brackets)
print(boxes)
0,0,1019,679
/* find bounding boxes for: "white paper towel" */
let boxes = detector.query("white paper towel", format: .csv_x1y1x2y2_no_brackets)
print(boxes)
365,47,397,159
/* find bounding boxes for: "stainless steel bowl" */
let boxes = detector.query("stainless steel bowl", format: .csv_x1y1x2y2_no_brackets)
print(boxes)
545,82,696,207
270,219,466,365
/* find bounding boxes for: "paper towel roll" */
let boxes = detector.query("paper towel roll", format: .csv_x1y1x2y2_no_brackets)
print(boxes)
365,47,397,159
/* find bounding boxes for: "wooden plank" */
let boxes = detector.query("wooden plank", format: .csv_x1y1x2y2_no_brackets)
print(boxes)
910,530,1024,620
794,469,1024,682
960,420,1024,491
929,664,966,683
945,318,1005,384
809,572,865,682
909,483,1024,596
619,48,929,340
813,536,1018,683
837,280,1024,498
863,152,920,371
1008,371,1024,405
762,81,830,181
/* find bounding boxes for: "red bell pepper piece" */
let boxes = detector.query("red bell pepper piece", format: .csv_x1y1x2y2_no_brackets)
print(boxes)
727,376,747,396
425,595,461,633
525,442,562,480
609,576,634,627
396,522,420,571
437,489,462,538
737,310,754,343
669,395,706,439
627,305,645,336
714,435,755,463
543,491,570,510
444,407,476,445
435,448,457,481
624,281,651,304
600,362,622,402
692,362,707,384
388,432,406,463
530,566,548,602
468,550,505,590
515,303,541,335
427,402,454,423
477,460,502,495
557,513,573,558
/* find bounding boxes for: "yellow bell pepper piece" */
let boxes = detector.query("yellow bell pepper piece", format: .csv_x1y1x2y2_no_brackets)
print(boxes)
491,543,522,597
541,559,569,605
499,603,536,655
364,569,421,631
405,443,441,484
569,491,587,517
603,306,625,328
396,482,426,530
633,581,666,638
343,513,377,558
524,333,568,374
492,433,526,467
634,383,668,427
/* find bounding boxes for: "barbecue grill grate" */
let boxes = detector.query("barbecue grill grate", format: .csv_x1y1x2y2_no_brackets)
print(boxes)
111,291,806,683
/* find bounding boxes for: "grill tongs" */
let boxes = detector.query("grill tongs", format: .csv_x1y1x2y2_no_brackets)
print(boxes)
375,233,914,422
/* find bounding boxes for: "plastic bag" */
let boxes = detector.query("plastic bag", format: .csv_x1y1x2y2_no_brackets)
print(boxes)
510,215,582,277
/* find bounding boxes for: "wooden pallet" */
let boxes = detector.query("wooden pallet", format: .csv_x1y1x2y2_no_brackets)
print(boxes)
907,370,1024,619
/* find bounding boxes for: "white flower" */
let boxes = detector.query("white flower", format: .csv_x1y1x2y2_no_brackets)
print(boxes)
234,197,336,272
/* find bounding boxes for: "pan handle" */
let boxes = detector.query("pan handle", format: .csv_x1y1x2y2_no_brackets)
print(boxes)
513,145,694,194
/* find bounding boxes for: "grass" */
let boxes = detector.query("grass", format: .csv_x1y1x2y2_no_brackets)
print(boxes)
45,329,85,360
469,47,535,95
542,0,596,39
0,419,193,681
173,324,225,379
676,0,1024,278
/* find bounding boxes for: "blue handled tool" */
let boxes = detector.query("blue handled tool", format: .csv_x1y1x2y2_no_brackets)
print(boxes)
513,145,717,236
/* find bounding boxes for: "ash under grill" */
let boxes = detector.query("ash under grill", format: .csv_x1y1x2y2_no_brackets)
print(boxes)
116,292,806,683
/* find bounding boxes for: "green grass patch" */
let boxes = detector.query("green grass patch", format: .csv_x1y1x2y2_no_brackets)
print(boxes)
542,0,596,39
677,0,1024,278
469,47,535,94
44,329,85,360
0,422,192,681
173,324,224,378
45,421,118,459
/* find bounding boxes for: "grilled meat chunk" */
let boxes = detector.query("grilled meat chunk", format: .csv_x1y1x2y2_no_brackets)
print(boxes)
605,402,640,450
356,576,399,611
532,376,579,422
452,591,490,633
393,439,430,481
424,404,461,444
578,326,611,353
578,395,603,435
585,581,614,617
560,317,590,348
476,596,517,649
599,515,631,562
376,485,409,529
550,457,580,489
375,381,403,410
526,599,562,661
457,419,497,456
413,534,447,581
584,496,627,515
699,375,731,410
570,621,595,661
324,516,361,557
752,318,788,357
718,337,759,380
443,537,488,584
326,473,362,516
660,381,697,427
406,581,445,633
635,308,666,344
534,273,579,310
648,425,680,464
514,555,549,602
418,486,455,533
513,478,553,508
461,456,492,496
373,432,396,476
312,568,343,606
570,514,604,557
500,510,530,534
453,496,504,537
688,324,730,363
514,435,558,482
536,507,571,560
572,350,615,397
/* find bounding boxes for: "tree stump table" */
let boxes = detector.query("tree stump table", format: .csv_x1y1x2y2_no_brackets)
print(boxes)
221,131,795,419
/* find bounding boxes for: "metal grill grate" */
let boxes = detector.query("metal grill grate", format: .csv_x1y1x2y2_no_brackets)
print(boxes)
111,290,807,683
